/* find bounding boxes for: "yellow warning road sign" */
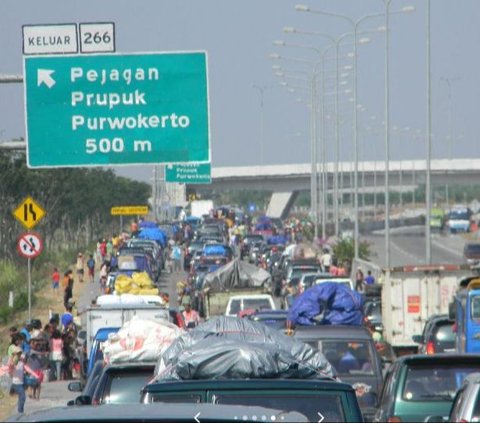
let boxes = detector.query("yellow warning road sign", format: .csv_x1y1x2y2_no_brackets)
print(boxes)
13,196,46,229
111,206,149,216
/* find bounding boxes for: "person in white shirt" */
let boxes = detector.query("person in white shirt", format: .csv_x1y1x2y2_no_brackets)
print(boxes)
321,250,333,273
9,347,38,413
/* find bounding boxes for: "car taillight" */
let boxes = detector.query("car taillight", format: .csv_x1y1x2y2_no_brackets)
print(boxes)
426,341,435,355
387,417,402,423
92,398,100,406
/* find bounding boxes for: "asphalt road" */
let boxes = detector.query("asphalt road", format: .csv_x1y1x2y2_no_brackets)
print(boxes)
364,227,467,267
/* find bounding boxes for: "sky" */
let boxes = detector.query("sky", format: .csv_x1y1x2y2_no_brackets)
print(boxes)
1,0,480,183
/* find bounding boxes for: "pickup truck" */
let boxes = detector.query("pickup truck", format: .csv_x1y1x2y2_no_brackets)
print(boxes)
141,379,363,422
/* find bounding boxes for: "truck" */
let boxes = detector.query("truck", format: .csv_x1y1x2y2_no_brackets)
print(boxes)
430,207,446,231
190,199,214,219
381,264,473,356
200,259,272,319
451,276,480,353
81,295,170,355
447,205,472,233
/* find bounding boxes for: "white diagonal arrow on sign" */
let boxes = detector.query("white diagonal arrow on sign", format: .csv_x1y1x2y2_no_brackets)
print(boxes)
194,412,201,423
318,412,325,423
37,69,56,88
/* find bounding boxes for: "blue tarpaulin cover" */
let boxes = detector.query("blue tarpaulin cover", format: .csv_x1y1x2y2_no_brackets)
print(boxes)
139,221,158,229
203,244,228,256
138,227,167,248
267,235,288,245
288,282,364,326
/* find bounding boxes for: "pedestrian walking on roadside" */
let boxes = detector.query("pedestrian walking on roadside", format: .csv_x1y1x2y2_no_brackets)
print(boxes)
86,254,95,283
49,330,64,381
99,261,108,294
355,268,365,293
51,267,60,295
171,244,182,273
75,253,84,283
8,347,38,413
63,270,74,308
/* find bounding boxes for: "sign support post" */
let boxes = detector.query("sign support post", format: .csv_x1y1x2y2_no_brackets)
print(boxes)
27,258,32,322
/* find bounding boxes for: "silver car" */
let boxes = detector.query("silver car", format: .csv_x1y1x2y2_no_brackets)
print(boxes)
448,372,480,423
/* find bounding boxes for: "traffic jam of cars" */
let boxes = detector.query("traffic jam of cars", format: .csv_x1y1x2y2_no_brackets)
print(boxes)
4,200,480,423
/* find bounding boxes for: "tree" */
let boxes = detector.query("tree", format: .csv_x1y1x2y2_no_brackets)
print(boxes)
333,238,373,267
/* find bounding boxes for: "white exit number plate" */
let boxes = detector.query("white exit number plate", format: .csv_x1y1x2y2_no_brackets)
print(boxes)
79,22,115,53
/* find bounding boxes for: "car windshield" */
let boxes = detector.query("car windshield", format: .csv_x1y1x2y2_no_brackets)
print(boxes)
305,340,375,377
402,364,480,401
104,371,153,404
450,210,471,220
214,393,345,423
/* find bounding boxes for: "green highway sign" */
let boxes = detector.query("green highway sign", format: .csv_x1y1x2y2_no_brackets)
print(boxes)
24,51,210,168
166,162,211,184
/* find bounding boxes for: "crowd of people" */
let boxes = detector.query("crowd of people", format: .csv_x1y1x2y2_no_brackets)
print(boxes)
4,312,80,413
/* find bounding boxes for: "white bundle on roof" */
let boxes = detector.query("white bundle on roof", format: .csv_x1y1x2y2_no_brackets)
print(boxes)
103,316,184,364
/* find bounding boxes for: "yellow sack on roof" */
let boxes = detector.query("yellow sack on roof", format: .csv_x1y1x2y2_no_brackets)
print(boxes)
115,275,133,292
131,272,153,288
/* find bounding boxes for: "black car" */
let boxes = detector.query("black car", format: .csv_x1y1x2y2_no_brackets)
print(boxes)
412,314,455,354
93,362,155,405
294,325,383,422
67,361,156,406
364,298,382,333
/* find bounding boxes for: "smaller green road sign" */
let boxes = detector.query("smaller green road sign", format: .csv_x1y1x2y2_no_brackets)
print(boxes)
24,51,210,168
166,163,211,184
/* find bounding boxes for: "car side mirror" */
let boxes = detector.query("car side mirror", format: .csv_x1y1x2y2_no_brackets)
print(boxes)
412,334,423,344
75,395,92,405
67,381,83,392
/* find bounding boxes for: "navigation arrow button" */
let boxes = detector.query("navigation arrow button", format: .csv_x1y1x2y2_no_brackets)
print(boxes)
37,69,56,88
194,412,201,423
318,412,325,423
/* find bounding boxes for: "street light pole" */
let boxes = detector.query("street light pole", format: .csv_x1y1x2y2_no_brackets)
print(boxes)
252,85,269,166
383,0,392,270
269,53,319,238
425,0,432,265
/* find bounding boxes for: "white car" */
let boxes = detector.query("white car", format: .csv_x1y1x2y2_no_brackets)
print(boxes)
225,294,276,316
313,277,354,291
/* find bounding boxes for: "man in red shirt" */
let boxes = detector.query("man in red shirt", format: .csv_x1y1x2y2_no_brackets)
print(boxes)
182,303,200,328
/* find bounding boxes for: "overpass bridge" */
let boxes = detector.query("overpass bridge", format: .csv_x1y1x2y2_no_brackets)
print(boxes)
197,158,480,218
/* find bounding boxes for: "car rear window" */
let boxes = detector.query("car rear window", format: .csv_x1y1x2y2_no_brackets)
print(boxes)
305,340,375,377
243,298,273,311
228,299,241,315
402,364,480,402
433,323,455,345
103,371,153,404
214,393,345,423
